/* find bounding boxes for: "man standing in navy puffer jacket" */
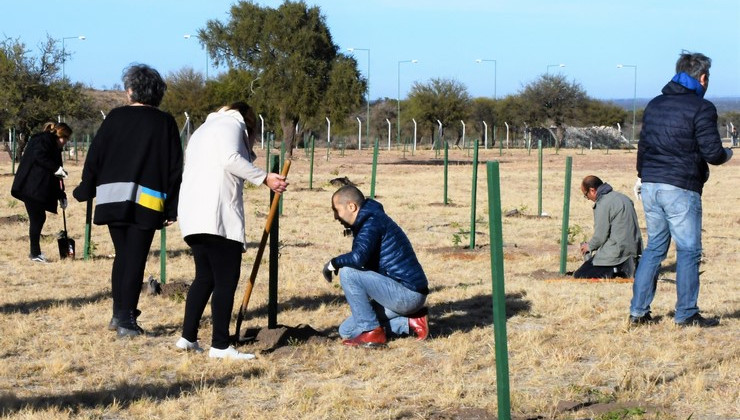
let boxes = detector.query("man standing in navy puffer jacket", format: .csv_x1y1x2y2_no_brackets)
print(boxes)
629,51,733,328
323,185,429,347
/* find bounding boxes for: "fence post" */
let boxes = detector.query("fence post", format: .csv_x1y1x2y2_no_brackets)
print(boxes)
469,140,479,249
309,135,315,190
268,155,280,328
486,161,512,420
370,137,379,199
537,140,543,216
559,156,573,275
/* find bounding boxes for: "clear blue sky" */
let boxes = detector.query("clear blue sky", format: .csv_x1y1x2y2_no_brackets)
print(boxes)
4,0,739,101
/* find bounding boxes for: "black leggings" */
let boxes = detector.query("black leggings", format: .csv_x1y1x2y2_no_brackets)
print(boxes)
108,225,156,315
182,234,243,350
24,201,47,256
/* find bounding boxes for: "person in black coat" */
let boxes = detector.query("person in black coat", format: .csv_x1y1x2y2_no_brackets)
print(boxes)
73,63,183,338
11,122,72,263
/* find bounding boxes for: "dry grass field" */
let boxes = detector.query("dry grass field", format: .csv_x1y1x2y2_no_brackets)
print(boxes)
0,144,737,419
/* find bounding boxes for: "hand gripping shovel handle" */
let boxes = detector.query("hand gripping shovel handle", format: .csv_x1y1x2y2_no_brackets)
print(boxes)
234,160,291,340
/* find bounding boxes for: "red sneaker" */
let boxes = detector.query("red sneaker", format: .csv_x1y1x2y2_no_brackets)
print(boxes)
408,307,429,340
342,326,387,348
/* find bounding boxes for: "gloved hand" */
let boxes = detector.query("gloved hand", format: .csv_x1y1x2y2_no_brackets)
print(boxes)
54,166,68,179
59,197,68,210
633,178,642,201
725,148,733,162
322,261,336,283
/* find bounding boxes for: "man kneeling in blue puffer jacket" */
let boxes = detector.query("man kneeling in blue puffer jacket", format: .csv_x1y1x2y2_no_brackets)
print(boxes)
322,185,429,348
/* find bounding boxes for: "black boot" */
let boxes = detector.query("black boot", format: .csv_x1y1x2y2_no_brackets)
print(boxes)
116,309,145,338
109,309,140,331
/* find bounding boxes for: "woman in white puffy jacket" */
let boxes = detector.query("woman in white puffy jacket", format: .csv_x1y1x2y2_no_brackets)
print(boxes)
175,102,288,360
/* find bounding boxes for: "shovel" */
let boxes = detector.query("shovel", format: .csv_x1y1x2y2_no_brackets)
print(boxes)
57,179,75,259
234,160,291,341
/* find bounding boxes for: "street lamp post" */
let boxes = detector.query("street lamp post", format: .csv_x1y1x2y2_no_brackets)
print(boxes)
397,59,418,146
348,48,370,146
475,59,497,100
184,34,208,79
546,63,565,74
617,64,638,145
61,35,85,80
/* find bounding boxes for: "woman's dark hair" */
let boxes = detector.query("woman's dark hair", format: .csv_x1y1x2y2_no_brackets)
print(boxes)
43,122,72,138
122,63,167,107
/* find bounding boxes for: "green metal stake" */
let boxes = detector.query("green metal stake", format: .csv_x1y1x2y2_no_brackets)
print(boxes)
12,128,17,175
370,137,379,199
309,135,315,190
469,140,479,249
268,155,280,328
266,133,272,170
74,135,78,163
486,161,512,420
84,200,92,260
160,226,167,284
443,141,449,205
498,135,503,156
537,140,543,216
559,156,573,275
279,141,285,215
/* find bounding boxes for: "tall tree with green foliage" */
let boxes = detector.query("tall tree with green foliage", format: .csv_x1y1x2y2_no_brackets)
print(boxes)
1,36,93,157
470,97,497,144
519,74,588,149
406,78,471,147
199,0,366,157
161,67,211,129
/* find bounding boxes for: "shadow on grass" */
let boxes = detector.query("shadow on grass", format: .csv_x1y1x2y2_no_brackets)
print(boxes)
0,291,109,315
237,289,531,338
430,291,532,337
245,292,345,319
0,369,262,416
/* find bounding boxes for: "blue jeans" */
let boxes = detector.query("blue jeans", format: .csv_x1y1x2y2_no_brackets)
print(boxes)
630,183,703,322
338,267,427,339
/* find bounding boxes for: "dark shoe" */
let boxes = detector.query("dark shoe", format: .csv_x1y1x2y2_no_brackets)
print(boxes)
628,313,654,326
408,307,429,340
116,310,145,338
675,313,719,328
109,309,141,331
342,327,387,348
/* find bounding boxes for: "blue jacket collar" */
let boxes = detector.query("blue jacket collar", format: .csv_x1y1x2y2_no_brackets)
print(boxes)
670,72,705,97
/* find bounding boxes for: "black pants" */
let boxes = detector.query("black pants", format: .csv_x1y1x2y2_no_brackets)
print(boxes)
573,258,623,279
182,234,243,350
24,201,47,257
108,225,155,316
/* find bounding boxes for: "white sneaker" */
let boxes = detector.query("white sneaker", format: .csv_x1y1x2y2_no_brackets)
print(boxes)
30,254,48,263
208,346,255,360
175,337,204,353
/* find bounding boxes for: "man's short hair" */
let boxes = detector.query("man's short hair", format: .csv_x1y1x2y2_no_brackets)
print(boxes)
582,175,603,191
676,51,711,81
333,185,365,206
